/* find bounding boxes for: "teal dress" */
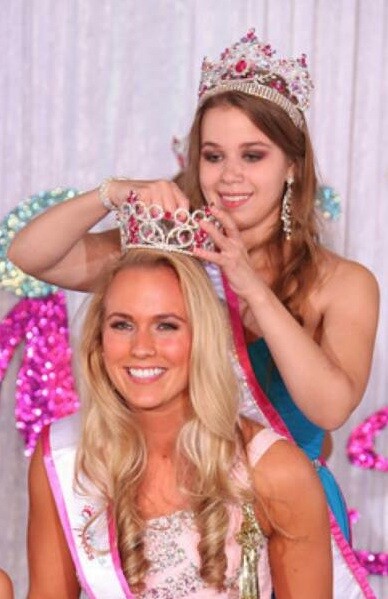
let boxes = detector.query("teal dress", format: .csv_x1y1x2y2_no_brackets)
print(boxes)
248,337,350,541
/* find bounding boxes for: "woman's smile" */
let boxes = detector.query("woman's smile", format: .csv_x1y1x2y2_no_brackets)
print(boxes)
102,266,192,413
125,366,166,383
199,105,293,233
217,192,253,209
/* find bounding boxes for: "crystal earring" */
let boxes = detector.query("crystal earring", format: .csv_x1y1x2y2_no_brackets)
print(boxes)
281,177,293,240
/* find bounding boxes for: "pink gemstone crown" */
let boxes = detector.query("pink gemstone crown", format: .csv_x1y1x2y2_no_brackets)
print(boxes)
117,193,221,256
198,28,313,129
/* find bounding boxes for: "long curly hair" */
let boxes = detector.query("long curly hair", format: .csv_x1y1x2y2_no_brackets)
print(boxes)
75,249,252,593
178,91,323,322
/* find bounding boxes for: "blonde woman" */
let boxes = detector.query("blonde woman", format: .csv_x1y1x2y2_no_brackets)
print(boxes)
27,249,331,598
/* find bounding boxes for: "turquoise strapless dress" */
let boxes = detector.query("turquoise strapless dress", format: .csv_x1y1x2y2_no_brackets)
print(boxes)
248,337,350,541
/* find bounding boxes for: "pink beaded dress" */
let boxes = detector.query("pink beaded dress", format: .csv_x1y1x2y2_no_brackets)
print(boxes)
134,428,279,598
43,413,282,599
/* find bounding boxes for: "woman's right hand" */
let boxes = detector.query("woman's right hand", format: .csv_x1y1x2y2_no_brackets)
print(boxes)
106,178,190,212
7,177,191,292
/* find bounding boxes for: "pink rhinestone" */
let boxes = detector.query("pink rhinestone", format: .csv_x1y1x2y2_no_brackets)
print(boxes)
235,60,247,73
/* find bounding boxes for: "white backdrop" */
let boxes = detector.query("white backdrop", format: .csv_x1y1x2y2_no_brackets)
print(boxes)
0,1,387,597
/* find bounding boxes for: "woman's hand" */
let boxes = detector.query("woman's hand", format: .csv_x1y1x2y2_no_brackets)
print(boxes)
8,177,190,291
107,178,190,212
194,205,264,302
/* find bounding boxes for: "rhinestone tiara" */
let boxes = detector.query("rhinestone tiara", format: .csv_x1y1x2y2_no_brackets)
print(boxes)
116,192,222,256
198,28,314,130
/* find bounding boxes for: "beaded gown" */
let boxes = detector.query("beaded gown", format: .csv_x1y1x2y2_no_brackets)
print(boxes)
44,413,281,598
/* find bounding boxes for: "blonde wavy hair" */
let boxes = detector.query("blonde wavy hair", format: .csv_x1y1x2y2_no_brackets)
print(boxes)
75,249,251,593
178,91,322,323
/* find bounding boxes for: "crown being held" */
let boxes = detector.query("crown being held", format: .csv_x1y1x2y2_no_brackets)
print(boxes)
198,28,313,130
117,192,221,256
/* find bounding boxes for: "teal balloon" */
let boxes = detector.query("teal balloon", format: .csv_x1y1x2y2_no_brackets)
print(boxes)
315,185,342,221
0,188,78,298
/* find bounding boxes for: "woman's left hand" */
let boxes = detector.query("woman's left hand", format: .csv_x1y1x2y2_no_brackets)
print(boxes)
194,206,263,301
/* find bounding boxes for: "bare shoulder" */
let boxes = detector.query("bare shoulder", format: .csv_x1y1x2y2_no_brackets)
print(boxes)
239,420,324,506
238,418,316,499
253,436,315,491
252,439,327,533
318,248,379,303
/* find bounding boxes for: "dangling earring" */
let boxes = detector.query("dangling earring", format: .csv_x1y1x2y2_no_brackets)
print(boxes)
281,176,293,240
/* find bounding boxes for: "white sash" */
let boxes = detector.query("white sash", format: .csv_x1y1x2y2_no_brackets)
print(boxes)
42,412,134,599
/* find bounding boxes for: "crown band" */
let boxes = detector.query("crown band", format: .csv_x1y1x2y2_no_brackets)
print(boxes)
199,80,304,130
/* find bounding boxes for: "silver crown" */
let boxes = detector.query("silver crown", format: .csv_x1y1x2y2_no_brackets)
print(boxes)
117,194,221,256
198,29,314,129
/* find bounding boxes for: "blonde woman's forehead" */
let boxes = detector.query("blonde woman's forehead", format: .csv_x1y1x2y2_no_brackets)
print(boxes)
104,266,187,319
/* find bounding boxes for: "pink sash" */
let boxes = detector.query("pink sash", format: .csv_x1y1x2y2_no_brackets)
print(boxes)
206,264,375,599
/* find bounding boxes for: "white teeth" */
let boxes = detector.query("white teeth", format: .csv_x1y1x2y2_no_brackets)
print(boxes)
128,367,164,378
221,195,249,202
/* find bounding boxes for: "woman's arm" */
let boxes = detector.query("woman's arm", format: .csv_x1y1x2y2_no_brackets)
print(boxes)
27,438,80,599
8,186,120,291
196,208,379,430
8,179,189,291
254,440,332,598
245,259,378,430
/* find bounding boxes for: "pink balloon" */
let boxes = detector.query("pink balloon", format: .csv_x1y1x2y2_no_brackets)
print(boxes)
0,292,79,455
347,408,388,576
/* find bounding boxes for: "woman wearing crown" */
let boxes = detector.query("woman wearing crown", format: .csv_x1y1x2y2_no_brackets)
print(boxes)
27,248,332,598
10,30,378,597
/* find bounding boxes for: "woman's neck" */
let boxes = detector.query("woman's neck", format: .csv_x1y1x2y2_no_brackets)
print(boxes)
135,406,191,518
134,402,190,457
